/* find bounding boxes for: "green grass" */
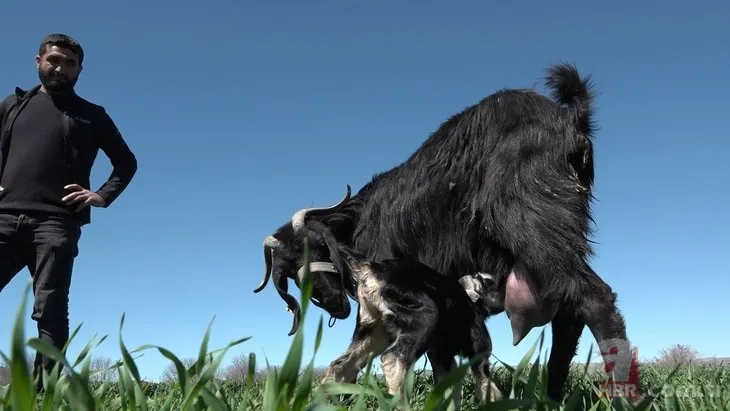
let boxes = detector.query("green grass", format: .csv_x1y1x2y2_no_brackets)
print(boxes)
1,240,728,410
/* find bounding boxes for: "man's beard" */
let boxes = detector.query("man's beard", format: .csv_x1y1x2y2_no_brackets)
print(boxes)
38,69,77,94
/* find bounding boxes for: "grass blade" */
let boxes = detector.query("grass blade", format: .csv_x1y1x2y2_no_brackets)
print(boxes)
9,283,34,410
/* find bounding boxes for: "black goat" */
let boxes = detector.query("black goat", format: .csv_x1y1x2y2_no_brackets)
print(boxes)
254,63,632,402
320,245,502,407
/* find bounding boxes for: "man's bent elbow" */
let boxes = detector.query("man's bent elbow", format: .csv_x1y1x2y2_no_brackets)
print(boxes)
117,151,138,185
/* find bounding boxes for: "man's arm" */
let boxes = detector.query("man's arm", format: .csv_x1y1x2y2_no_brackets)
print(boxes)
94,108,137,207
0,94,13,129
0,98,6,126
0,95,7,190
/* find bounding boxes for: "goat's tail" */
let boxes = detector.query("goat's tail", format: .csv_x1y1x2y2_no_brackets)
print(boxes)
544,62,597,190
544,62,596,139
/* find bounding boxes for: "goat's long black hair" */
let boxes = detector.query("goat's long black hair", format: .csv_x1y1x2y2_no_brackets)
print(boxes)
311,63,599,307
258,62,601,333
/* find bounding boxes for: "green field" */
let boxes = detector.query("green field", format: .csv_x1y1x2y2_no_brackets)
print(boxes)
1,247,728,410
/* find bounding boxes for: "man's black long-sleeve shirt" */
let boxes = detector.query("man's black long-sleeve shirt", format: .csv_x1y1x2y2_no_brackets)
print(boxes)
0,91,72,216
0,85,137,225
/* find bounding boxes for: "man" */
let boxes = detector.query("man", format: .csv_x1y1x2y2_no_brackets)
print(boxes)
0,33,137,390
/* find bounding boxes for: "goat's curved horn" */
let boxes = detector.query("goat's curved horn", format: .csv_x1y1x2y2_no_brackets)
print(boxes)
291,185,352,233
272,269,301,336
253,235,281,293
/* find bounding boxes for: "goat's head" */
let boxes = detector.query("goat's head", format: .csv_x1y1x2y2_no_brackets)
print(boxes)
253,185,357,336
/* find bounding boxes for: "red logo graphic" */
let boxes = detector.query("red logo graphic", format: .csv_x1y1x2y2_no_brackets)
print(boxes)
595,339,640,401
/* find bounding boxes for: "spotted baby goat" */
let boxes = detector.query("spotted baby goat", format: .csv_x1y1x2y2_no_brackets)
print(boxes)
321,245,503,406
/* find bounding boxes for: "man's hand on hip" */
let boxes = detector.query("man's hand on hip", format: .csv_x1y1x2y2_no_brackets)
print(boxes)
62,184,106,212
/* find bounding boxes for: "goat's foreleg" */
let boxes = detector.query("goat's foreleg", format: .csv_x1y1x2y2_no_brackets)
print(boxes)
577,268,636,404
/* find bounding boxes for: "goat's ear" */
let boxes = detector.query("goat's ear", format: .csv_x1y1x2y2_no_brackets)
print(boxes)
316,223,358,301
305,221,343,272
305,220,358,300
322,231,344,273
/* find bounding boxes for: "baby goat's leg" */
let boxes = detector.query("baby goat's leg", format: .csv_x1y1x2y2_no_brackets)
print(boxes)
427,349,461,409
323,319,392,384
469,319,502,402
379,298,438,400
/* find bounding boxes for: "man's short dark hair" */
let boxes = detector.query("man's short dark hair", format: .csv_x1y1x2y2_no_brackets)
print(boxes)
38,33,84,65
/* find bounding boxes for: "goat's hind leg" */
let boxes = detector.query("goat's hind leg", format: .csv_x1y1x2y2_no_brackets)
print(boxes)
546,309,584,402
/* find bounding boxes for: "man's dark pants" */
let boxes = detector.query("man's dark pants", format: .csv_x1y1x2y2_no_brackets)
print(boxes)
0,211,81,390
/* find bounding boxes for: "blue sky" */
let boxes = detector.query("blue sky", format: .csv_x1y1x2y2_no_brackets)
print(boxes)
1,0,728,381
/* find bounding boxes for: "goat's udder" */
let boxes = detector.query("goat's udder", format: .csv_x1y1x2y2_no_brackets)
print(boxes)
504,264,559,346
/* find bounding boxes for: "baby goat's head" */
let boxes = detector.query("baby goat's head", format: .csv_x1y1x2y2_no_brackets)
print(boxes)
458,272,504,316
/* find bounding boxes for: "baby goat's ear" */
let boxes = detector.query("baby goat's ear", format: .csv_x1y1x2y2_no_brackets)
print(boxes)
477,272,497,288
458,275,482,303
